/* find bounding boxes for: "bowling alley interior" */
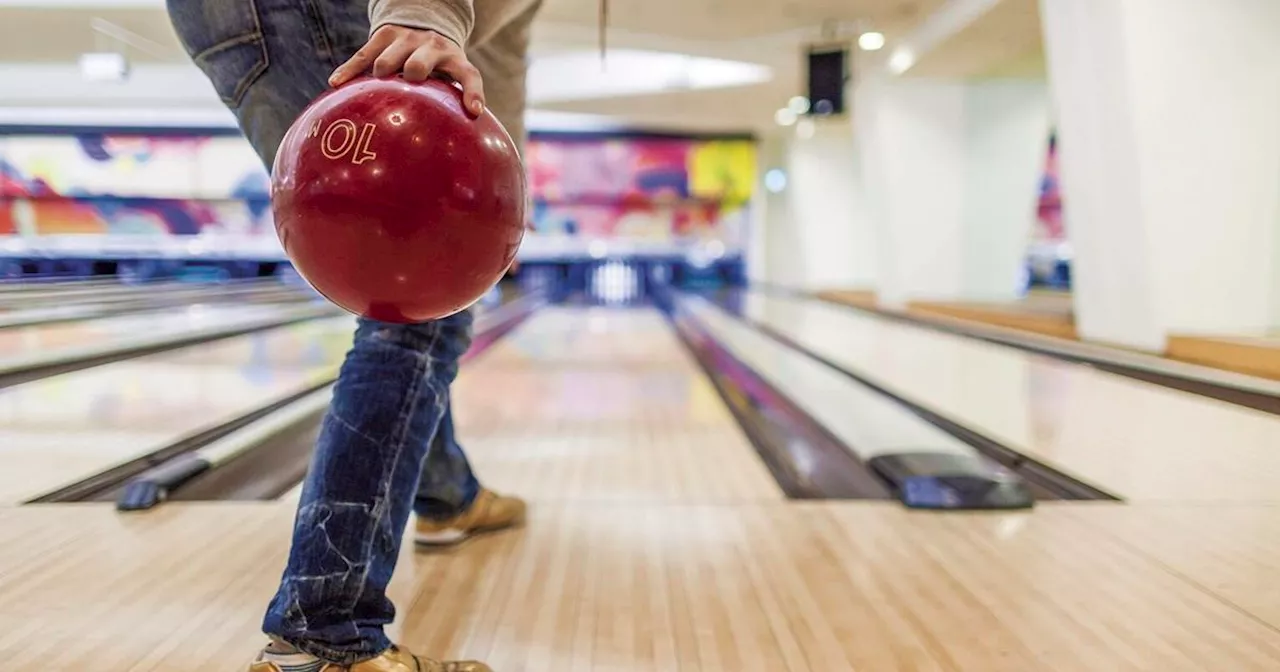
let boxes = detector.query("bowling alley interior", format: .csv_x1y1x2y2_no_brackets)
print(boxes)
2,0,1280,670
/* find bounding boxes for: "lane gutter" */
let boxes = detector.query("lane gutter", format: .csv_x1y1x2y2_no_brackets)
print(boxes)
655,286,893,500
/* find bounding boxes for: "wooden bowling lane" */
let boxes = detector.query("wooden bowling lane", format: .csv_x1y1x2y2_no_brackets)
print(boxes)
0,301,331,376
0,277,287,307
0,302,127,328
0,280,314,325
740,291,1280,504
0,277,138,299
0,277,121,291
0,280,196,310
448,306,785,502
3,501,1278,670
0,316,354,504
1,303,279,352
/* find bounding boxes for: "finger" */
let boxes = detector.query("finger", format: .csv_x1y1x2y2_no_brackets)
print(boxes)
370,36,420,78
440,59,486,116
330,29,397,86
401,44,444,82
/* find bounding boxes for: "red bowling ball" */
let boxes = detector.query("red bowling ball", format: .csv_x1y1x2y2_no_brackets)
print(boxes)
271,76,527,323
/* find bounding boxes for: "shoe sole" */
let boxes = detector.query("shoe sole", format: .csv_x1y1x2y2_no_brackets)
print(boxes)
414,528,470,546
414,519,525,548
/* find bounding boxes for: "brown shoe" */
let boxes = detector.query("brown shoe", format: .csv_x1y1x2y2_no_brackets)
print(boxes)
248,643,491,671
415,488,526,546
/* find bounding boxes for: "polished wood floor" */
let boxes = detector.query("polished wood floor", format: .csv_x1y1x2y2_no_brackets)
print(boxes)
1,308,1277,670
448,309,783,504
2,501,1278,670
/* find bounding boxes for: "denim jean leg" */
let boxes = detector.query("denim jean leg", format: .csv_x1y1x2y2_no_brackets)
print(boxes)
413,400,482,519
261,314,472,663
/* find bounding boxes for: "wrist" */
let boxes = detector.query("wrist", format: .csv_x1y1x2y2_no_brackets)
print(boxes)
368,0,473,47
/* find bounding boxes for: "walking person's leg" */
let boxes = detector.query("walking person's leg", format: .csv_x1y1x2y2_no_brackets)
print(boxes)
165,0,532,668
412,0,540,547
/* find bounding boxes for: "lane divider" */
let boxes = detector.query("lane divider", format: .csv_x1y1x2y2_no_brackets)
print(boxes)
116,386,335,511
722,289,1119,503
24,378,338,504
655,285,893,500
779,286,1280,416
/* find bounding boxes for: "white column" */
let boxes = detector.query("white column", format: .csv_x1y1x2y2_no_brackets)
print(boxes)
1273,227,1280,327
856,77,1050,309
1041,0,1280,347
756,121,878,290
748,132,784,285
757,130,804,287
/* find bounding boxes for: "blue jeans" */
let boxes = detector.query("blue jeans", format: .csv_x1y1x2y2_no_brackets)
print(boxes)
167,0,482,662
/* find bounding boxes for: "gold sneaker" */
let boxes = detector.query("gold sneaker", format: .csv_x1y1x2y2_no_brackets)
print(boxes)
248,643,491,671
415,488,526,546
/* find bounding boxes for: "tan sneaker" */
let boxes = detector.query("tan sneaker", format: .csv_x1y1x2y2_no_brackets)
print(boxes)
247,643,491,671
415,488,526,546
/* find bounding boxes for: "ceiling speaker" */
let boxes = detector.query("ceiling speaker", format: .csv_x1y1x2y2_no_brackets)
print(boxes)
806,47,847,116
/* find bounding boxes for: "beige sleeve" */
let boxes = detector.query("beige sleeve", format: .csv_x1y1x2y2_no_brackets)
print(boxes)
467,6,535,153
470,0,540,49
368,0,475,47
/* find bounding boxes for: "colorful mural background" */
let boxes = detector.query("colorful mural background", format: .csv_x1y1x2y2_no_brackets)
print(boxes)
1026,132,1070,288
1032,133,1064,246
0,131,756,255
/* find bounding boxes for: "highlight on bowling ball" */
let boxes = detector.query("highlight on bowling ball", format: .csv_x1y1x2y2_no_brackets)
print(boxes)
270,75,527,323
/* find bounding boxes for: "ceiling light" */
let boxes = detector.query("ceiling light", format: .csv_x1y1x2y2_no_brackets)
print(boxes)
858,32,886,51
788,96,810,114
79,52,129,82
888,48,915,75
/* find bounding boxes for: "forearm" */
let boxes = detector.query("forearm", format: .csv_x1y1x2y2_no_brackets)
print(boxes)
368,0,475,46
